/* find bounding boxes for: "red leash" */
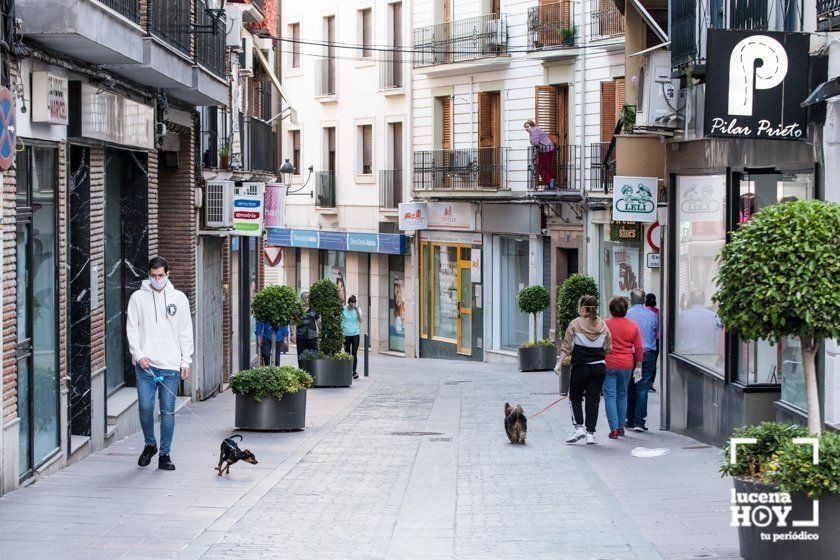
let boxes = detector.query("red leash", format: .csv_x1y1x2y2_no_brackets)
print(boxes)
528,395,568,420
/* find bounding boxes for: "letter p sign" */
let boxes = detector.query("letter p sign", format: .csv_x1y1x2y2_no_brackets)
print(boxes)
728,35,788,117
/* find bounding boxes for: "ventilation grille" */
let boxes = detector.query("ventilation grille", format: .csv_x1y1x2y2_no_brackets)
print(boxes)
205,181,234,228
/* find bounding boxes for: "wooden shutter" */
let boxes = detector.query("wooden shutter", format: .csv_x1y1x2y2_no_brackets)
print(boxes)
600,81,616,142
444,0,452,22
362,9,372,57
292,24,300,68
392,122,403,170
478,92,500,149
393,2,403,85
557,85,569,146
362,125,373,174
441,96,452,150
535,85,559,145
615,77,626,125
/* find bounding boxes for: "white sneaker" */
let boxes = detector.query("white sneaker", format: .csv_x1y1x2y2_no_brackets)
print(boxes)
585,432,597,445
566,426,586,444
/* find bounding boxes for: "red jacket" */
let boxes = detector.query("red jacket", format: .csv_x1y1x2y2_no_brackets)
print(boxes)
605,317,643,371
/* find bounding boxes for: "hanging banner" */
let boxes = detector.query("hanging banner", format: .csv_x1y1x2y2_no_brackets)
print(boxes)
263,183,287,228
233,183,264,236
229,52,242,166
0,87,15,171
612,176,658,222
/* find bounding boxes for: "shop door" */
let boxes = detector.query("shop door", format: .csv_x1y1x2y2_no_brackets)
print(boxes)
197,237,223,399
457,258,472,356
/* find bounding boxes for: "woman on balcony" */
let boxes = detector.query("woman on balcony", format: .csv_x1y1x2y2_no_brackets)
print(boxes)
525,120,555,189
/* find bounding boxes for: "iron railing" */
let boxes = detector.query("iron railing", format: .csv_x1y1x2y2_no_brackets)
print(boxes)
527,145,581,192
149,0,190,55
317,58,336,96
316,172,336,208
380,56,403,90
413,13,509,67
527,1,576,51
99,0,141,22
247,118,276,173
379,170,403,209
195,0,226,78
819,0,840,31
587,143,616,193
413,147,508,191
671,0,803,70
590,1,625,40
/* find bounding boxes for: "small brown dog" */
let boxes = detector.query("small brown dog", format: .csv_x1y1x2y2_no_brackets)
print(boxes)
504,403,527,444
215,435,258,476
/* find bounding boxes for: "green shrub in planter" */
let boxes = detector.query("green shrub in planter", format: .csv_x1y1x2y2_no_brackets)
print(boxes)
556,274,599,335
721,422,809,481
519,338,556,349
517,285,551,343
308,279,345,357
251,285,304,331
300,350,353,361
230,366,313,402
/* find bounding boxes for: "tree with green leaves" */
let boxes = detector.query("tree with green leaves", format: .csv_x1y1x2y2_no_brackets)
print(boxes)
556,274,599,336
251,285,304,359
517,285,551,343
308,279,345,357
714,200,840,434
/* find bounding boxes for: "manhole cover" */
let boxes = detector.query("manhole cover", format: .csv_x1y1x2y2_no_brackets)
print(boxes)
429,437,452,442
443,381,472,385
683,445,713,450
391,431,444,436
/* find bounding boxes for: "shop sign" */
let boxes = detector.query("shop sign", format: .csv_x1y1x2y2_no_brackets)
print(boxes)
612,176,657,222
233,183,264,236
427,202,476,231
610,221,642,242
265,228,408,255
263,183,287,228
647,253,660,269
348,232,379,252
398,201,428,230
0,87,15,171
291,229,319,247
704,30,809,141
31,72,68,125
70,83,154,150
678,175,726,222
471,249,482,276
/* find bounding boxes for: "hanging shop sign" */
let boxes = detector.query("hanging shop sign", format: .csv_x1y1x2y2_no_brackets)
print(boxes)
471,249,482,276
31,72,69,125
263,183,287,228
266,228,408,255
233,183,264,236
398,201,428,230
68,83,154,149
612,176,658,222
427,202,476,231
610,221,642,243
0,87,15,171
704,30,810,141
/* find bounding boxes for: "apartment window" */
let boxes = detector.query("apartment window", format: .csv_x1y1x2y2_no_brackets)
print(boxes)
290,23,300,68
322,16,336,96
291,130,301,175
360,8,373,59
599,78,626,141
359,124,373,175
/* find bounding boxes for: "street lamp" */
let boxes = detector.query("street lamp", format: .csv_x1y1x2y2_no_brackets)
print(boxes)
280,158,314,197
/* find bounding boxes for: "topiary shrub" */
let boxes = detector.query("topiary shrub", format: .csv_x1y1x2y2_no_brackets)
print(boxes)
308,279,345,358
713,200,840,434
230,366,313,401
556,274,599,336
517,285,551,343
251,285,304,331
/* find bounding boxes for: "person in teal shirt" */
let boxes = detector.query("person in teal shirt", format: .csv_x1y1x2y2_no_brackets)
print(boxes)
342,295,363,378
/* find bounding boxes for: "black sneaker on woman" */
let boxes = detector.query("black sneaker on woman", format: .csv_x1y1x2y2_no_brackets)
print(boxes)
137,444,157,467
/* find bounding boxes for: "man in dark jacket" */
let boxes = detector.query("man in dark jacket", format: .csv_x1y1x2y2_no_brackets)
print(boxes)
293,291,319,363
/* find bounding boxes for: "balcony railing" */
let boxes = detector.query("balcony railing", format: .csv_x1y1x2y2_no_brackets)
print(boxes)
819,0,840,31
380,56,403,90
590,1,625,40
671,0,803,70
586,143,616,193
149,0,191,55
317,58,336,97
247,118,277,173
316,172,336,208
527,2,577,51
379,170,403,209
195,0,226,78
99,0,141,22
413,148,508,191
527,145,581,192
413,13,508,68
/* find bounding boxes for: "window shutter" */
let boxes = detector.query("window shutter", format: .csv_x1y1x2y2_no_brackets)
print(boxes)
362,9,372,58
600,81,616,142
362,125,373,174
292,131,301,174
444,0,452,22
535,85,559,145
291,24,300,68
615,77,626,125
392,122,403,170
441,97,452,150
478,92,491,148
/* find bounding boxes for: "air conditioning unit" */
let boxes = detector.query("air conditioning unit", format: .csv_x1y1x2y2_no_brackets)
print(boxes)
636,50,679,130
238,181,264,196
240,35,254,76
205,181,235,228
226,6,243,48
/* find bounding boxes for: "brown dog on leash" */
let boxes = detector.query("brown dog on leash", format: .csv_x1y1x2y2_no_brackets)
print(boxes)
504,403,527,444
215,435,258,476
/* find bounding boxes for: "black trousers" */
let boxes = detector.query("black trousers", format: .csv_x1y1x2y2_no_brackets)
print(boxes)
344,335,360,373
568,363,606,433
296,337,318,361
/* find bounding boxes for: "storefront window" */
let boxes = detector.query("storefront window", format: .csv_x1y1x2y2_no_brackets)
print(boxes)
433,245,458,341
673,175,726,376
600,223,644,314
320,250,346,303
499,237,529,350
388,255,406,352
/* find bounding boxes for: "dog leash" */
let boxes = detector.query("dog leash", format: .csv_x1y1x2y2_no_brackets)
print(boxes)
528,395,568,420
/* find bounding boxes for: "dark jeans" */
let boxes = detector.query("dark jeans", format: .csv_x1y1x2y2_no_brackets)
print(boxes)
260,339,281,366
568,363,606,433
344,334,360,373
627,350,656,428
649,346,660,387
296,337,318,363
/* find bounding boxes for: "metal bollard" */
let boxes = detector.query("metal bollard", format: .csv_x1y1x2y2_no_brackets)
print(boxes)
364,333,370,377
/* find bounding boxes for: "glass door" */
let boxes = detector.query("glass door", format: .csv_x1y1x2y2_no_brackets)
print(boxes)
457,252,472,356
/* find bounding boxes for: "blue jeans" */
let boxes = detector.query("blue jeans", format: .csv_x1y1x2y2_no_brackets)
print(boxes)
603,369,632,431
627,351,656,428
136,365,180,455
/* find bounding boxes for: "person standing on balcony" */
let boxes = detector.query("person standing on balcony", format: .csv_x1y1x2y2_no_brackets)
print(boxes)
524,120,555,189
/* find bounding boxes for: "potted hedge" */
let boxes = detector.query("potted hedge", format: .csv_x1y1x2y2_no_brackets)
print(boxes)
251,285,304,364
516,285,554,371
300,279,353,387
714,200,840,434
561,24,578,46
555,274,599,392
721,422,840,559
231,366,313,431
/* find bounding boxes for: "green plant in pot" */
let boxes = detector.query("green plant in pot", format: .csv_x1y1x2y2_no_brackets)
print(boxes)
305,279,354,387
251,285,304,364
516,286,554,372
560,24,578,46
231,366,313,431
218,142,231,169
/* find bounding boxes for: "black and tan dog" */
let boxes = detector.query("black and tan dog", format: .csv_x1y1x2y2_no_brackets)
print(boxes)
215,435,258,476
504,403,527,444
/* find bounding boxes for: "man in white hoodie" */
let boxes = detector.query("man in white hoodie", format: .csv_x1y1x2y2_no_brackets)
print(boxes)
126,257,194,471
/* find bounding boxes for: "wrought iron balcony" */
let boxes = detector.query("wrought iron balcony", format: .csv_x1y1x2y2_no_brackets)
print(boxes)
149,0,191,55
316,172,337,208
527,1,577,52
379,170,404,209
99,0,140,22
590,0,624,40
527,145,581,193
818,0,840,31
195,0,226,78
413,13,508,68
587,143,616,193
413,148,508,191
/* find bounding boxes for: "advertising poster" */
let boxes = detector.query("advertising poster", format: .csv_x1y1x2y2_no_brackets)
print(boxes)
332,266,347,303
612,245,640,296
263,183,287,228
232,183,264,237
389,271,406,352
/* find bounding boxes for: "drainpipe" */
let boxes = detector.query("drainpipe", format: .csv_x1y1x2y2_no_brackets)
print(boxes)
470,75,475,151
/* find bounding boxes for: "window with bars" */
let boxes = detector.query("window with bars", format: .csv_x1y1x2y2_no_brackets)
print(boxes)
290,23,301,68
291,130,301,176
359,125,373,175
360,8,373,59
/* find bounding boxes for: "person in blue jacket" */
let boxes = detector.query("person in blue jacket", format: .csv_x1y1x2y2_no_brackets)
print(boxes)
255,321,289,366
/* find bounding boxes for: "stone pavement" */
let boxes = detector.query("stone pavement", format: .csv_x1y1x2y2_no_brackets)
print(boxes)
0,356,740,560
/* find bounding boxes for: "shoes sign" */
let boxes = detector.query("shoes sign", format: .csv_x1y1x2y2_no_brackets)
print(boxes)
704,30,810,141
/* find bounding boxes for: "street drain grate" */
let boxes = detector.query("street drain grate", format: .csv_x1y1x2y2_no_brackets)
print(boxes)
391,431,444,436
429,437,452,442
443,380,472,385
683,445,713,450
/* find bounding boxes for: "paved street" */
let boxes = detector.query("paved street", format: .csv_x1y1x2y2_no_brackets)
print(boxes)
0,356,739,559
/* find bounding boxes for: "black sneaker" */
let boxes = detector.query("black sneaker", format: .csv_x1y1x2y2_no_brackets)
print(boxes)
633,425,649,432
158,455,176,471
138,444,157,467
649,387,657,392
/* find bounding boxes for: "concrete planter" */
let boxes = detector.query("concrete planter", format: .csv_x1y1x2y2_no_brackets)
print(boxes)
735,478,840,559
518,345,556,372
558,364,571,395
300,358,353,388
234,390,307,431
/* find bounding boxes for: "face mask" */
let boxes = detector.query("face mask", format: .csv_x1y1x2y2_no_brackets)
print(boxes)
150,276,168,291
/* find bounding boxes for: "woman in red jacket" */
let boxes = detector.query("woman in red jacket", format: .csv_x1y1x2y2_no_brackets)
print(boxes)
604,296,643,439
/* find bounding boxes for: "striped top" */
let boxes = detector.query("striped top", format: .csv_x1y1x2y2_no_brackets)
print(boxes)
528,125,555,153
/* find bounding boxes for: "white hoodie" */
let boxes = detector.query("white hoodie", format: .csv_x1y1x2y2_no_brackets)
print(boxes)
126,279,194,371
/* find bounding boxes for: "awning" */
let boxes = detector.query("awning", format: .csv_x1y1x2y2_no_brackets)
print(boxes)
629,0,668,45
251,34,294,112
629,42,671,58
266,228,408,255
801,76,840,107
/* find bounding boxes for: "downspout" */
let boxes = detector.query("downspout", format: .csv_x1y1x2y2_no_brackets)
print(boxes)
407,2,419,358
470,75,475,151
